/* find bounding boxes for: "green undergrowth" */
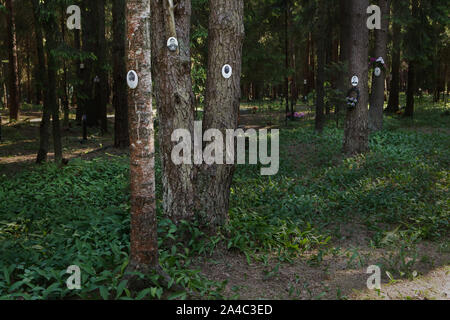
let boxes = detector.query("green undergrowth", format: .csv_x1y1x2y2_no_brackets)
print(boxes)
0,101,448,299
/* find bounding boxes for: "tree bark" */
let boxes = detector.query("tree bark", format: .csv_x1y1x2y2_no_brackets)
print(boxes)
113,0,129,148
151,0,196,223
324,5,333,116
404,0,419,118
308,37,315,92
126,0,158,282
195,0,244,230
25,40,32,104
303,34,311,98
405,61,415,117
96,0,108,133
386,0,401,113
80,0,95,130
32,0,51,164
338,0,351,121
33,56,42,106
74,26,82,123
369,0,390,131
86,0,106,129
42,2,63,163
284,0,289,122
343,0,370,156
60,9,70,128
6,0,20,121
287,0,297,114
315,0,326,133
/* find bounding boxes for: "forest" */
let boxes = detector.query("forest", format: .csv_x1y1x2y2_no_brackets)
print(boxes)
0,0,449,302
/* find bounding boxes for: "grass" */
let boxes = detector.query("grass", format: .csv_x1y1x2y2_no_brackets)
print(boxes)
0,96,449,299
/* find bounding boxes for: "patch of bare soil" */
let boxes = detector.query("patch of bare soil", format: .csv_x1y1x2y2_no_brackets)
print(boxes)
352,266,450,300
195,223,449,300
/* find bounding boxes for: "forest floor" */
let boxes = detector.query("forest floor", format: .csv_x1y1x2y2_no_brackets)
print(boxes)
0,97,449,300
0,108,118,176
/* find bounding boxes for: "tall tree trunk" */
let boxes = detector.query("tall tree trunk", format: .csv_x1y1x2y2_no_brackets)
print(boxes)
74,25,82,123
33,65,42,105
303,34,311,99
6,0,20,121
284,0,289,122
288,1,297,114
113,0,129,148
338,0,351,125
369,0,390,131
60,9,70,128
151,0,196,223
43,6,63,163
125,0,159,285
404,0,419,118
32,0,51,164
2,62,8,109
309,37,315,92
386,0,401,113
343,0,370,156
324,6,333,116
315,0,326,133
26,40,32,104
195,0,244,231
82,0,97,128
405,61,415,117
432,52,440,103
96,0,108,133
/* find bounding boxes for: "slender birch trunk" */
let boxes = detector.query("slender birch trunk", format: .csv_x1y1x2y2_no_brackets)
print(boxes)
125,0,158,283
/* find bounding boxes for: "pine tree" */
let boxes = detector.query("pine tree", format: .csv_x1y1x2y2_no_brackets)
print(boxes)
342,0,370,155
5,0,19,121
113,0,129,148
151,0,196,223
195,0,245,230
369,0,390,131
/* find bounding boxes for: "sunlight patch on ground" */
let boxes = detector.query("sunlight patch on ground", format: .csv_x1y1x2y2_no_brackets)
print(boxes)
352,266,450,300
